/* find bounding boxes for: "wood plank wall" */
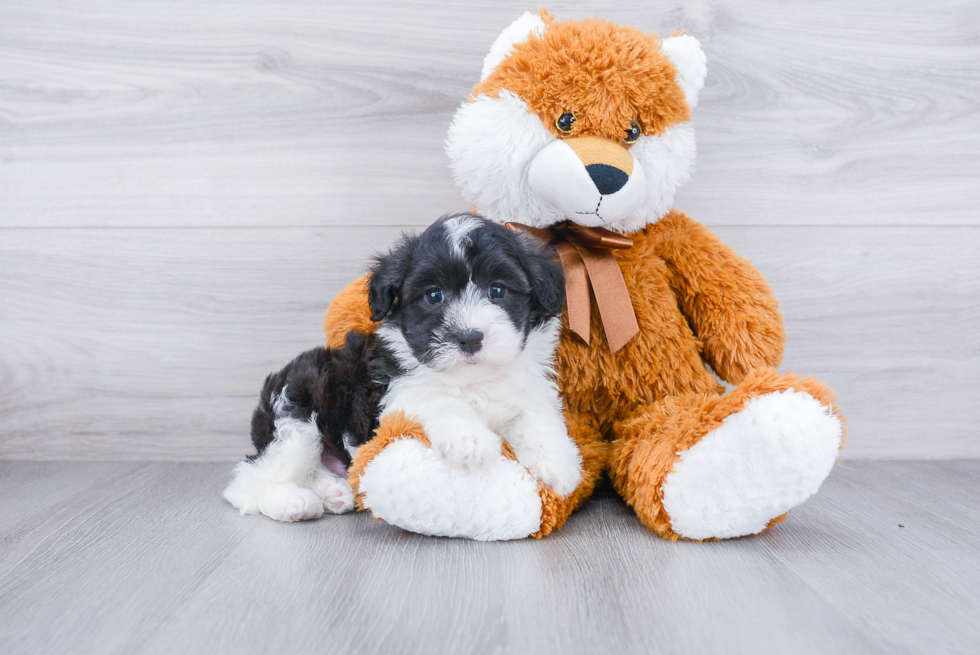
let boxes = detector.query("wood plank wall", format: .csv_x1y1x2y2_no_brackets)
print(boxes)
2,0,978,460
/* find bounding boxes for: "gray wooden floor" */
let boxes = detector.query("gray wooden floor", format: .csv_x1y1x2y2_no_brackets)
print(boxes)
1,461,977,654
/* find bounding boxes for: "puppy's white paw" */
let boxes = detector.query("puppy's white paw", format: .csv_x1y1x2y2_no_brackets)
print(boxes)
257,483,324,522
519,446,583,497
433,425,502,472
511,429,583,497
312,473,355,514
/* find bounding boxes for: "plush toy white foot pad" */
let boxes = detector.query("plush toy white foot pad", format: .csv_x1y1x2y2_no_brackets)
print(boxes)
661,389,842,540
358,438,543,541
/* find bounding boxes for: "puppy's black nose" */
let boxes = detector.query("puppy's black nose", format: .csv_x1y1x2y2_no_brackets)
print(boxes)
586,163,629,195
455,329,484,354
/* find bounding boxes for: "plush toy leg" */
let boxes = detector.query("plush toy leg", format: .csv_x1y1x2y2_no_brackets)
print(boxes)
608,369,844,541
349,411,606,540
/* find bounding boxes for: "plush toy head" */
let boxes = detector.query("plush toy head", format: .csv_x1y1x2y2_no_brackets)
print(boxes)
446,9,707,234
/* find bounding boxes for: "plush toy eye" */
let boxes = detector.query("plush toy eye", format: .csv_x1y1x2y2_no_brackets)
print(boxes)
624,120,642,145
424,288,444,305
488,283,507,300
555,112,575,134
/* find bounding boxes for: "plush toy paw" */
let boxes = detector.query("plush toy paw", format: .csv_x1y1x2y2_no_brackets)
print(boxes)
312,472,355,514
661,388,842,539
358,437,543,540
255,483,325,523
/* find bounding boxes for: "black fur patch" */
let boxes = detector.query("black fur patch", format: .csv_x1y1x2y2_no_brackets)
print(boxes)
248,330,400,466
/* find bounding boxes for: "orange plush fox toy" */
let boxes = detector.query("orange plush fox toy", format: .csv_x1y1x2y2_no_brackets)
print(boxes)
325,9,845,541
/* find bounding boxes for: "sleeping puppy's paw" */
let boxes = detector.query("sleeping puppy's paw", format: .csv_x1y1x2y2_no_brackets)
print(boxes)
257,483,324,522
515,441,583,497
312,472,355,514
428,419,502,472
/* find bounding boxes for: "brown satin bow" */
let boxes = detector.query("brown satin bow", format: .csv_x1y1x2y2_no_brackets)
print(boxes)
506,221,639,353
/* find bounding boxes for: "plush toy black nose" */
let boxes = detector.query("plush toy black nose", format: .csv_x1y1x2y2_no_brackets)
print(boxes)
455,329,484,354
586,163,629,195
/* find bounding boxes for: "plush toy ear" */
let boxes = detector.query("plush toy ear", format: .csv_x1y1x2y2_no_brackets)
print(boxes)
368,234,417,322
480,11,548,81
661,34,708,109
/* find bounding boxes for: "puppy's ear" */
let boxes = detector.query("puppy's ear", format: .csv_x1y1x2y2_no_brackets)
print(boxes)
526,246,566,326
368,234,417,322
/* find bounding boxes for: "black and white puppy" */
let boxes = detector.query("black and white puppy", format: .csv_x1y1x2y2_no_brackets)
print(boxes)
223,214,582,522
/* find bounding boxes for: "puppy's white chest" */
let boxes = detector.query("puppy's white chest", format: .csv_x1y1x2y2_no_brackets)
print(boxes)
447,378,523,428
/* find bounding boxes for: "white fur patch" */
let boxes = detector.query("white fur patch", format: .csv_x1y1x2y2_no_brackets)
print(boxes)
444,214,480,257
661,35,707,110
607,124,698,232
342,431,359,460
255,483,324,523
312,469,355,514
440,283,522,368
446,91,560,227
222,400,355,521
376,323,420,372
501,404,582,496
480,12,547,81
358,437,543,540
661,389,843,540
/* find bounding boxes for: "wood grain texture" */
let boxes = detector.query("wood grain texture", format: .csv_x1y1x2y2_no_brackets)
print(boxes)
0,461,978,654
0,0,978,228
1,225,978,460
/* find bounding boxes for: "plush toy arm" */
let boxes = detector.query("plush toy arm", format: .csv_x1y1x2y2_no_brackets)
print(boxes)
649,211,785,384
348,409,607,540
324,275,376,349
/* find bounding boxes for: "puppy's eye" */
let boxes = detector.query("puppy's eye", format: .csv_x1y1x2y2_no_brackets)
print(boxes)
624,120,642,145
488,283,507,300
555,112,575,135
424,288,444,305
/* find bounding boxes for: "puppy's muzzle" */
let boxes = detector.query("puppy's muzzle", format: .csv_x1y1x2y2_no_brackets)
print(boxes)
454,329,484,354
